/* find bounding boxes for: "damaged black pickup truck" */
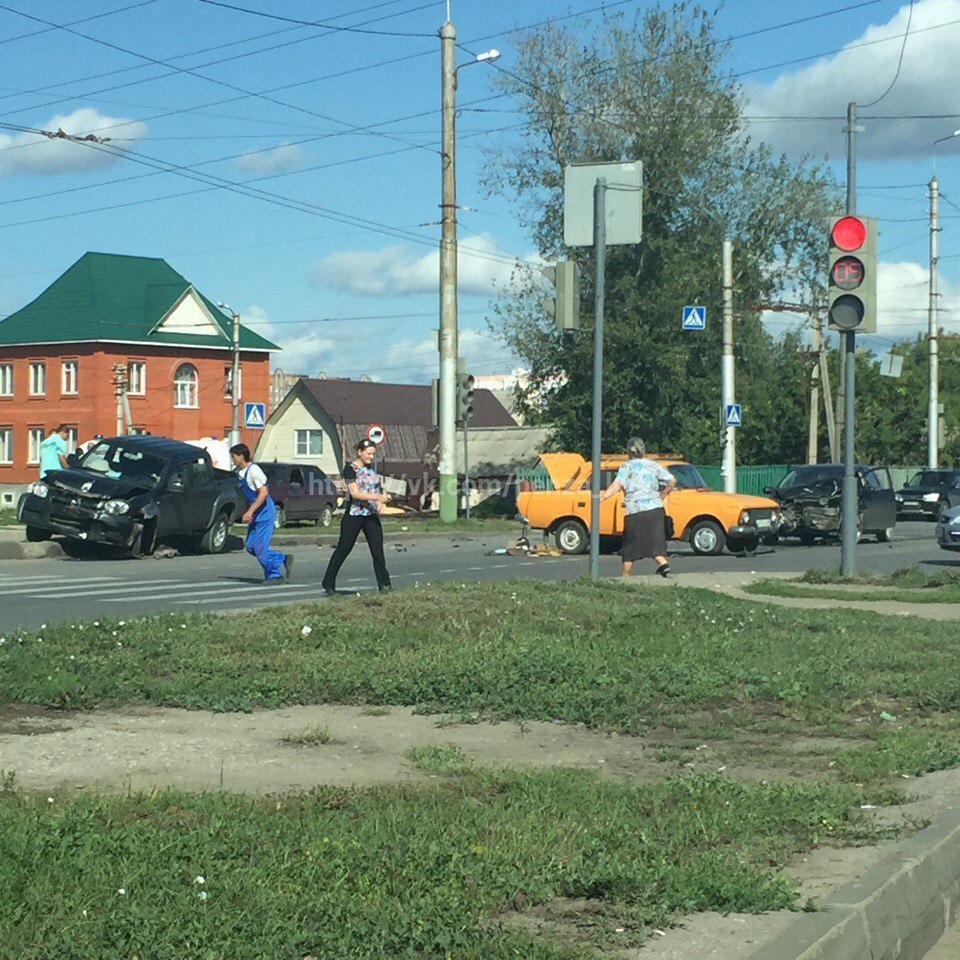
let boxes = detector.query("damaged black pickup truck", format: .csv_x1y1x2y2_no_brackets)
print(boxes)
18,436,239,558
765,463,897,545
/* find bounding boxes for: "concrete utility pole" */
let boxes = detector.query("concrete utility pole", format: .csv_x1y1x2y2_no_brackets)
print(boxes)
218,302,242,446
808,308,822,464
928,174,940,468
438,19,459,522
819,345,839,462
589,179,607,580
840,100,860,577
721,240,736,492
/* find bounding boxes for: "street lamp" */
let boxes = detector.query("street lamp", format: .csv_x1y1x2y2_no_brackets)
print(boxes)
927,131,960,467
217,301,241,446
437,21,499,522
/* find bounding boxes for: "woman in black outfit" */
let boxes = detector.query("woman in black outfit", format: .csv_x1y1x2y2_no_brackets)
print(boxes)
322,439,392,595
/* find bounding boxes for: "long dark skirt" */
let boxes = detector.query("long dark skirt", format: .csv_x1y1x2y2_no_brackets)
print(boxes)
621,507,667,562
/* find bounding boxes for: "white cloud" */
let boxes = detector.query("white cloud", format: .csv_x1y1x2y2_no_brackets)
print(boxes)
746,0,960,159
235,142,306,174
0,108,147,176
310,233,531,298
243,304,336,376
374,328,518,383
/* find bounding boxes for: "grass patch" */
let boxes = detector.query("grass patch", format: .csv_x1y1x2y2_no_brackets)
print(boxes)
405,743,475,775
278,724,332,746
833,725,960,781
0,510,21,528
359,704,391,716
797,567,960,588
744,579,960,604
0,770,897,959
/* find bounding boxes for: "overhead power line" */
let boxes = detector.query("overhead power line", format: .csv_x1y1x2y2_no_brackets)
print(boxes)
861,0,915,108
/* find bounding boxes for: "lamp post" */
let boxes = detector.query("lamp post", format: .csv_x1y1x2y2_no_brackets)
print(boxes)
438,17,499,522
218,301,241,446
928,130,960,467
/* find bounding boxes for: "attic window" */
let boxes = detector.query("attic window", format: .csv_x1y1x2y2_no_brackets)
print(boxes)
174,363,198,408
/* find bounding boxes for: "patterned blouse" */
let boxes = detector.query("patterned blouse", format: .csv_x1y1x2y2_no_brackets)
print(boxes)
343,461,381,517
615,458,674,515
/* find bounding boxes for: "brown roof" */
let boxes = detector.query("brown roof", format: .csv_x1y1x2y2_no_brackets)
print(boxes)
302,379,516,428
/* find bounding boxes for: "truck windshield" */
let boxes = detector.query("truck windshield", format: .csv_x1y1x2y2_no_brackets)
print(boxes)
79,442,166,487
907,470,954,487
778,466,841,489
668,464,708,489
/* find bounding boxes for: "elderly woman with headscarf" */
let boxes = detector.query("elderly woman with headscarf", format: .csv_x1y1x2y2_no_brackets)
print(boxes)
599,437,676,578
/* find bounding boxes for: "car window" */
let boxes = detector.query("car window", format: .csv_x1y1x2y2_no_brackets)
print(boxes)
778,466,841,488
668,464,707,489
80,441,166,487
183,460,211,487
909,470,953,487
953,475,960,491
862,469,885,491
289,467,305,486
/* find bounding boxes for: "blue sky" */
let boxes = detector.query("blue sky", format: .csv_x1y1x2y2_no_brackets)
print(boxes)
0,0,957,386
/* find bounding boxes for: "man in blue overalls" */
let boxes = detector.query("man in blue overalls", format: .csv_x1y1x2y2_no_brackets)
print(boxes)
230,443,292,584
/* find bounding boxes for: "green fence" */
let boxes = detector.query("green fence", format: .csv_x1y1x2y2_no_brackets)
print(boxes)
694,464,790,496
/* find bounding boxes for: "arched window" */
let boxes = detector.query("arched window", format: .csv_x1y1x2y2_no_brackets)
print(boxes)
174,363,198,408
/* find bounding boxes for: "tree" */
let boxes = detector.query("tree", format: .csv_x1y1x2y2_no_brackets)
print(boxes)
484,3,837,463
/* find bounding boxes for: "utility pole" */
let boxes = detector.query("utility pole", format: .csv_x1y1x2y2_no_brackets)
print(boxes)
819,345,838,461
808,307,822,464
840,100,860,577
589,179,607,580
438,19,458,522
928,174,940,468
721,240,736,491
231,310,241,446
112,364,129,435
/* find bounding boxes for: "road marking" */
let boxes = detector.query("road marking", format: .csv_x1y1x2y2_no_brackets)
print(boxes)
107,581,332,604
0,577,127,595
49,580,227,600
183,585,379,605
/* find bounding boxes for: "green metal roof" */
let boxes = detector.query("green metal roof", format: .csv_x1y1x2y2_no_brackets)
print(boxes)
0,252,279,351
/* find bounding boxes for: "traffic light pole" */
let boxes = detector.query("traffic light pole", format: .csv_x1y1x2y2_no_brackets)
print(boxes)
721,239,736,493
928,175,940,468
589,179,607,580
841,101,859,577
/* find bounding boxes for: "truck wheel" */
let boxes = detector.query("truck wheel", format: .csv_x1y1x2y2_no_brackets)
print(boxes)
798,530,817,546
25,525,51,543
200,513,229,554
273,505,286,530
317,504,334,527
689,519,725,556
127,521,157,559
727,534,759,554
554,519,589,555
877,526,894,543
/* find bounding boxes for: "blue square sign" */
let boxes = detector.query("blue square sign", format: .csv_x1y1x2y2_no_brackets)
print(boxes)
725,403,742,427
244,402,266,429
682,305,706,330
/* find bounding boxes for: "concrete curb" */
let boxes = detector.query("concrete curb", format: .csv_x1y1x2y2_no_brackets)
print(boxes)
0,539,63,560
748,801,960,960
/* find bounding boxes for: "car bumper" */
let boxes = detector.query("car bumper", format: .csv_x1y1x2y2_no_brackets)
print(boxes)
19,495,139,547
727,518,779,539
937,522,960,550
897,501,938,518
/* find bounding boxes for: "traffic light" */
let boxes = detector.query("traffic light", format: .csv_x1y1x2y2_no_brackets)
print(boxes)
828,214,877,333
457,371,475,423
542,260,581,330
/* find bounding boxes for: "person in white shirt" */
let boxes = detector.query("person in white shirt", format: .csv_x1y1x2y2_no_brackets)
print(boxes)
229,443,291,584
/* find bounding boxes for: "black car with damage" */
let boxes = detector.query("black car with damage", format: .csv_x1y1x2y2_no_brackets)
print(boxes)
18,436,239,557
766,463,897,544
895,468,960,520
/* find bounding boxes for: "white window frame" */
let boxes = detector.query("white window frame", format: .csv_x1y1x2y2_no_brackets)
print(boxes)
0,427,11,464
61,360,78,396
128,361,146,396
28,427,44,464
66,427,78,453
224,364,242,400
0,364,12,397
174,363,199,409
294,429,323,458
29,362,45,396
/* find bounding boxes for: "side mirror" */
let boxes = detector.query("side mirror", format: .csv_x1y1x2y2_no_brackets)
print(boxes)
763,486,775,496
66,452,79,468
167,477,185,493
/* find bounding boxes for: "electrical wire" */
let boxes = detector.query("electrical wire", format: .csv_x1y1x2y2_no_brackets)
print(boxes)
0,0,158,46
860,0,914,108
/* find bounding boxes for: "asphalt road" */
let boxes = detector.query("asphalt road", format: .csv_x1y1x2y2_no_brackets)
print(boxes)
0,520,953,633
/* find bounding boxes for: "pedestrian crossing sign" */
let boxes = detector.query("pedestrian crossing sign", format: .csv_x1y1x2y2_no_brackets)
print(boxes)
725,403,742,427
244,402,266,429
682,305,706,330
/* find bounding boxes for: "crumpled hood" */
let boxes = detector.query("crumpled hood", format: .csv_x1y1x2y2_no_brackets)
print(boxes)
44,468,150,499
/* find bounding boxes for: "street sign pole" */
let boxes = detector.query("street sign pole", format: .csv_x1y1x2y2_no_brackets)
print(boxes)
589,178,607,581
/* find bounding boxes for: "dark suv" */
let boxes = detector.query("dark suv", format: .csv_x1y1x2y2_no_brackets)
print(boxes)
896,469,960,520
262,463,339,529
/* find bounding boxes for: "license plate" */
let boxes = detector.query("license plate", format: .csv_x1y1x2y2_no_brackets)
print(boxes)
904,501,919,507
755,518,771,529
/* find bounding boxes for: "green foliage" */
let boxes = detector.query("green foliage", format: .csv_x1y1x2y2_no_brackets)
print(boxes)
5,580,960,726
0,771,892,959
279,725,332,746
834,726,960,781
746,566,960,603
482,4,837,462
405,743,475,775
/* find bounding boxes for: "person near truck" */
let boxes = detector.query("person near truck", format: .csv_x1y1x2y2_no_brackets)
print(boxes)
39,424,70,478
230,443,292,585
599,437,676,578
322,438,392,596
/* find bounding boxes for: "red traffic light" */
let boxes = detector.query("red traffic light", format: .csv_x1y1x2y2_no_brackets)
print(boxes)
831,216,867,252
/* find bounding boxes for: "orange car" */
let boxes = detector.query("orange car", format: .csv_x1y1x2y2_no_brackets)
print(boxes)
517,453,781,555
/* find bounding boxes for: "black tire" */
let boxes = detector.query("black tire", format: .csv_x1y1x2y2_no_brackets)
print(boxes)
689,519,725,556
317,503,334,528
61,537,95,559
877,526,894,543
127,521,157,559
727,534,760,554
554,518,589,555
798,530,817,546
25,525,50,542
761,532,779,546
200,512,230,555
273,504,286,530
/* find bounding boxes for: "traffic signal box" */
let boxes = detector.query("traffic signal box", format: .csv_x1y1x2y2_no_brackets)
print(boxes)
828,214,877,334
457,372,475,423
542,260,581,330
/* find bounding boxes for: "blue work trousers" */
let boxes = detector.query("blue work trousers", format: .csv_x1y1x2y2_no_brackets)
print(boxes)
245,501,286,581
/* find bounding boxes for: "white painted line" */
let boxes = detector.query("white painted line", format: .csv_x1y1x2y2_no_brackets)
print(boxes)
50,581,225,600
184,585,379,606
108,581,328,604
0,577,128,596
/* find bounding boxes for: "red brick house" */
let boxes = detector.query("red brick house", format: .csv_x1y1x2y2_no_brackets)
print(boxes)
0,252,278,500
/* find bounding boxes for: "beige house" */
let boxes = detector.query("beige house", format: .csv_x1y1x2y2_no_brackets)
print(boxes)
254,377,516,476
